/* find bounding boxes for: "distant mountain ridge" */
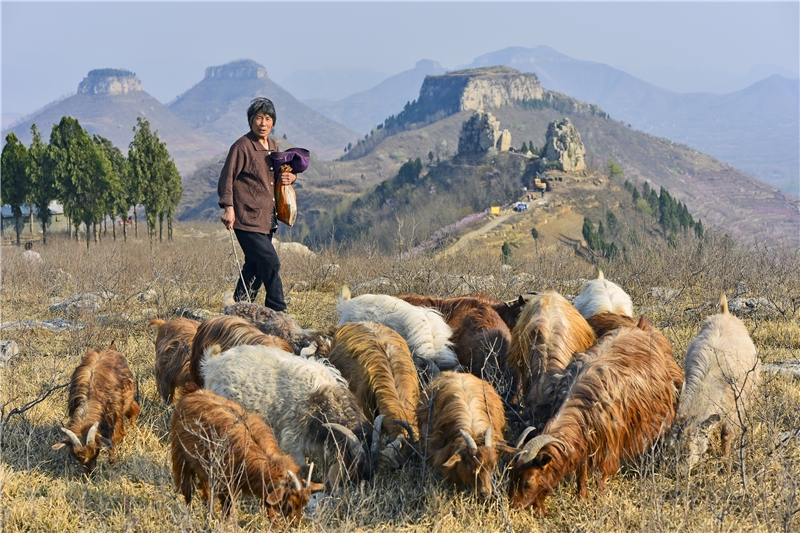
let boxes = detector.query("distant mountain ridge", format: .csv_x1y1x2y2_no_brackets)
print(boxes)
180,66,799,249
467,46,799,195
168,59,359,160
304,60,449,134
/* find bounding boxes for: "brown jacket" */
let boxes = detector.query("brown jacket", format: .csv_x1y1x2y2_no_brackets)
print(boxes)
218,132,279,234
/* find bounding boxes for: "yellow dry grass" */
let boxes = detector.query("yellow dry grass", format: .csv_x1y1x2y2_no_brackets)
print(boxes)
1,223,798,532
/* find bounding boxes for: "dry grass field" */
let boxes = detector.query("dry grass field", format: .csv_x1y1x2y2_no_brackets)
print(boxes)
1,223,798,532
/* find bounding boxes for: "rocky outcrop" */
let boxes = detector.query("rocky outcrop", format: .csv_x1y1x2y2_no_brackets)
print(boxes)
77,69,142,95
458,112,511,155
418,67,544,117
543,118,586,172
205,59,268,80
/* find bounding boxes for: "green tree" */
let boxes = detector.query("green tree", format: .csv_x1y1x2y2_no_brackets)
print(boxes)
428,151,434,164
49,116,113,247
1,133,31,244
129,118,178,242
521,141,529,154
397,158,423,186
606,158,624,179
605,210,620,238
93,134,126,241
162,159,183,242
530,226,539,253
501,241,513,264
27,125,58,244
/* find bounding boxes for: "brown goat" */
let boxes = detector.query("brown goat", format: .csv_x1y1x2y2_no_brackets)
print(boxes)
506,292,596,426
417,371,515,500
189,315,293,386
171,384,323,522
328,321,420,462
52,345,140,474
398,294,516,398
508,317,683,514
148,318,200,403
585,312,637,338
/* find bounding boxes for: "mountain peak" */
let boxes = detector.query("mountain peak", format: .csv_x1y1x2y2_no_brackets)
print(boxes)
415,59,444,70
205,59,268,80
77,68,142,95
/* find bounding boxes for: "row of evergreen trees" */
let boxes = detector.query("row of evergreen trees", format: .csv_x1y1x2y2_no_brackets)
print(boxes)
1,116,181,247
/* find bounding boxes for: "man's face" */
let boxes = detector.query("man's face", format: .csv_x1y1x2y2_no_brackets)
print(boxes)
250,111,274,138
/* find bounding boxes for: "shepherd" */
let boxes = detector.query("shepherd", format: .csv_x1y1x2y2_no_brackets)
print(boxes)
218,98,297,312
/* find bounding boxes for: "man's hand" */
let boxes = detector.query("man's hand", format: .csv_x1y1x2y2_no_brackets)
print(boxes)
221,206,235,229
279,171,296,186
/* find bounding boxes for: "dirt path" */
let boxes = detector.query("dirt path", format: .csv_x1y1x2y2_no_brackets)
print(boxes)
439,211,518,257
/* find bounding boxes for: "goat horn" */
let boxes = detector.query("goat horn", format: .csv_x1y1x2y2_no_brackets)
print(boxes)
85,421,100,445
519,435,568,464
306,463,314,486
515,426,538,449
287,470,302,491
459,429,478,454
379,448,400,469
392,419,417,441
372,415,385,454
322,423,363,455
484,426,493,449
60,427,82,448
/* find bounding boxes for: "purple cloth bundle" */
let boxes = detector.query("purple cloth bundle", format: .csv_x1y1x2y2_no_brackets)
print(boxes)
270,147,310,174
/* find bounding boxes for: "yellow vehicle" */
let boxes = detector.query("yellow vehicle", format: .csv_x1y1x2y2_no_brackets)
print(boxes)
533,178,546,191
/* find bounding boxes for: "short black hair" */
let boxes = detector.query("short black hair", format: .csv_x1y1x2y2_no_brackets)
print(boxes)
247,97,276,127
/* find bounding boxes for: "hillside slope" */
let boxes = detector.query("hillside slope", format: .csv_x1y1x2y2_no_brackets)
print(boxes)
2,74,226,176
469,46,799,195
168,60,359,161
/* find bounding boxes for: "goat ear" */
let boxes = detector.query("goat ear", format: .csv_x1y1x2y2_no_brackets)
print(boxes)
496,443,520,456
308,481,325,492
442,453,462,468
265,486,285,506
109,340,116,351
533,452,553,468
98,436,114,450
52,440,68,450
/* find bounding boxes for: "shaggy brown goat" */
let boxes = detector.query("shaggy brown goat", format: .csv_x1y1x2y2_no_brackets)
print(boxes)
148,318,200,403
189,315,293,386
585,312,638,338
508,318,683,515
171,384,323,522
506,292,596,426
398,294,516,398
328,321,420,462
52,344,140,474
417,371,515,500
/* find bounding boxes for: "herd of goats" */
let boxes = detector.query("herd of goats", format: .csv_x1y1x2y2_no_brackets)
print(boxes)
50,271,762,524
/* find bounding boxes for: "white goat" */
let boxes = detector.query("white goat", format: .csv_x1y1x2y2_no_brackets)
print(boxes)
572,270,633,319
668,293,761,470
201,343,382,486
336,286,458,371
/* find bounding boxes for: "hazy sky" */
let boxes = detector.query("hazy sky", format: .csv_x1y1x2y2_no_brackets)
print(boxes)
2,1,798,118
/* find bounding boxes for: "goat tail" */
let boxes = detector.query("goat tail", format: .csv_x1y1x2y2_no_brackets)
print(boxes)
146,318,165,332
222,291,235,309
597,269,604,280
339,285,352,303
720,292,729,315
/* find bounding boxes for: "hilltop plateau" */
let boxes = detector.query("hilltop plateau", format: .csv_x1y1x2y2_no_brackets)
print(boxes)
168,60,359,160
3,69,226,176
179,67,799,250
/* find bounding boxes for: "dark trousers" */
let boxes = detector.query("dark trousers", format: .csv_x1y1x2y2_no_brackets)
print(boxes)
233,229,286,312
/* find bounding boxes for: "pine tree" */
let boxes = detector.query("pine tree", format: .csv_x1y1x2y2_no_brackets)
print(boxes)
27,125,58,244
1,133,31,244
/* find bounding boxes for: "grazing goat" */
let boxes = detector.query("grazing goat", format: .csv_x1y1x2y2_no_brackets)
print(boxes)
506,292,596,424
585,312,637,338
417,371,515,500
397,294,516,398
668,293,761,470
52,345,140,474
328,321,420,462
148,317,200,403
171,384,323,522
189,315,292,387
202,344,383,487
508,317,683,514
223,292,330,356
337,286,458,371
572,270,634,319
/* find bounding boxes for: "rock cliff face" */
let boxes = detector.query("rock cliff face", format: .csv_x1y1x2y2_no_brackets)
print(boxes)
417,66,544,117
543,118,586,172
77,69,142,95
458,111,511,155
205,60,267,80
